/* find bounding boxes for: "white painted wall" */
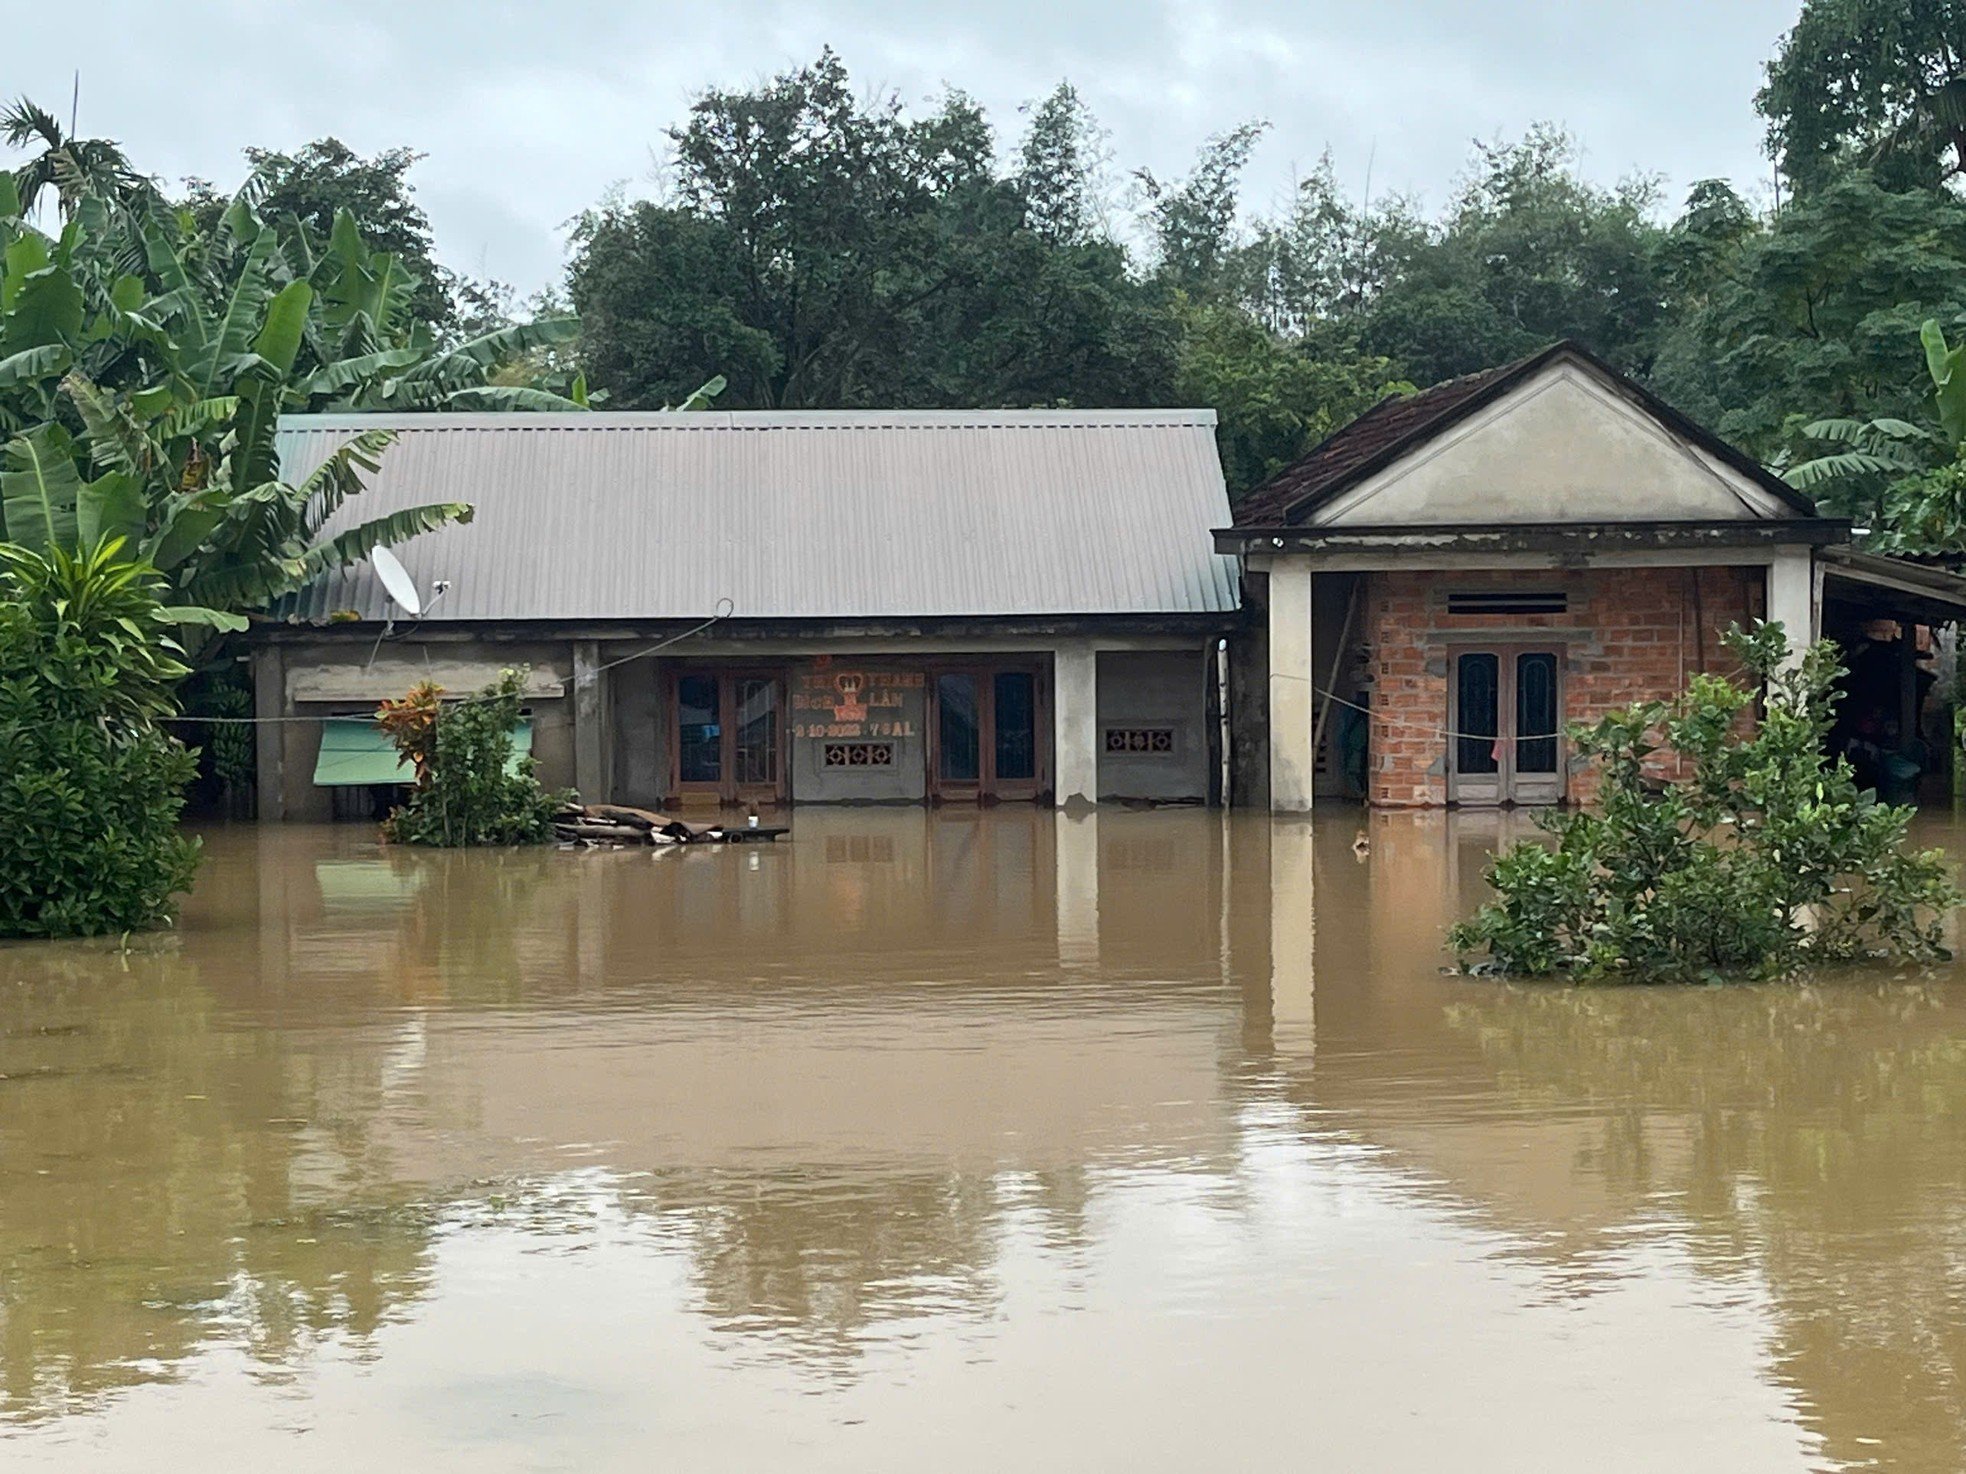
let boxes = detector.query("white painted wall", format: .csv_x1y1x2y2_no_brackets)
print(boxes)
1766,549,1818,669
1310,365,1792,528
1052,641,1099,807
1267,564,1317,812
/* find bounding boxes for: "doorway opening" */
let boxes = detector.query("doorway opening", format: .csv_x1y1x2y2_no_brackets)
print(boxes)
1447,647,1563,805
928,666,1048,803
669,669,786,806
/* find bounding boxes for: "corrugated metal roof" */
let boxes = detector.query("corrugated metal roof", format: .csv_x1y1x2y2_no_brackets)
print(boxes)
276,410,1240,624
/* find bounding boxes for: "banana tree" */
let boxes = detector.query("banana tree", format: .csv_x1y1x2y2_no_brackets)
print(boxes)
1926,318,1966,446
0,167,588,651
1782,319,1966,548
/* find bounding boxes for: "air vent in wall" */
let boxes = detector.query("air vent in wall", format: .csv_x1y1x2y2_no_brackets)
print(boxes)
1447,590,1568,616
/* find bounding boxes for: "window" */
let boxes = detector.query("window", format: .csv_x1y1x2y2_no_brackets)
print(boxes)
1104,728,1176,754
823,742,895,768
1447,590,1568,616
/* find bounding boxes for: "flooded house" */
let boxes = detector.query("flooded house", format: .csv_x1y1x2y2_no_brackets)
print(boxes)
1218,341,1966,810
254,410,1240,820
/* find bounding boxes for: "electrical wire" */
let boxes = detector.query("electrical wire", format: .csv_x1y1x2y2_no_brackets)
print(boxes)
164,599,737,725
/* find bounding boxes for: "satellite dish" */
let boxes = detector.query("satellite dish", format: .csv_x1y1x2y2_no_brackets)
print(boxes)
370,546,423,618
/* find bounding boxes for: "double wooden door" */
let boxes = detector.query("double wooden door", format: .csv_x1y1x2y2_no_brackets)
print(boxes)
670,670,785,805
1448,648,1563,805
928,667,1046,803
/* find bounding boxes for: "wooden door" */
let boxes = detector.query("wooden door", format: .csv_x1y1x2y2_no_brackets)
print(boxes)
928,666,1047,803
669,670,786,806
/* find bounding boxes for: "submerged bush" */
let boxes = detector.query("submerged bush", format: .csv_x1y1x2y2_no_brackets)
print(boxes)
1449,623,1961,983
0,542,201,938
380,668,565,847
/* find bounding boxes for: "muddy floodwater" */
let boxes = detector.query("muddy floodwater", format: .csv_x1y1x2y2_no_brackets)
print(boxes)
5,810,1966,1470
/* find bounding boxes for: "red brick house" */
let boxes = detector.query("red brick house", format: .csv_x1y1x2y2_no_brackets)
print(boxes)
1216,342,1966,810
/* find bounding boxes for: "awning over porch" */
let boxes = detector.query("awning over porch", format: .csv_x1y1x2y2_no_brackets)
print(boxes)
1820,548,1966,626
312,717,534,786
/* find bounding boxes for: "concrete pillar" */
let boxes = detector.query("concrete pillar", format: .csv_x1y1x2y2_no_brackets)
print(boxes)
252,645,286,821
1267,561,1317,812
1054,810,1100,969
1766,549,1816,670
1052,641,1099,808
572,641,610,802
1268,817,1316,1060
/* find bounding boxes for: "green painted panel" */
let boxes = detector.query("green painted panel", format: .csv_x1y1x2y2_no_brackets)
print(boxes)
312,717,533,786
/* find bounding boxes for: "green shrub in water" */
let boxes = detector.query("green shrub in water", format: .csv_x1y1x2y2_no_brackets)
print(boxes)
380,668,567,847
1449,623,1961,983
0,541,201,938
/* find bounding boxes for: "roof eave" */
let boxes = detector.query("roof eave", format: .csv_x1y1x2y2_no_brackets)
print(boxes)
1214,518,1851,557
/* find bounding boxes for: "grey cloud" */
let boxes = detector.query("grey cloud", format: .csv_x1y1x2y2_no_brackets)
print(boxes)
9,0,1800,292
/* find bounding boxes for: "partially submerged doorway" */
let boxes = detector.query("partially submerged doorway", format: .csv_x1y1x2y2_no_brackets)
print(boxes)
928,666,1048,803
1448,647,1563,806
669,669,787,806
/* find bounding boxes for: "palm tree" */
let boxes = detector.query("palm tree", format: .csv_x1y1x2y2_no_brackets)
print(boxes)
1,97,154,220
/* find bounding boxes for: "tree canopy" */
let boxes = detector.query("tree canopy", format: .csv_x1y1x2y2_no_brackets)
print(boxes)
182,139,465,337
12,12,1966,522
1758,0,1966,191
569,50,1175,413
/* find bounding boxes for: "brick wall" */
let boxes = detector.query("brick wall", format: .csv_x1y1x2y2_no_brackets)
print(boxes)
1361,566,1764,807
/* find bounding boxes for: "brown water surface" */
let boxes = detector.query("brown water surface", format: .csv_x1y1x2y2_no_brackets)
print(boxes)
3,809,1966,1470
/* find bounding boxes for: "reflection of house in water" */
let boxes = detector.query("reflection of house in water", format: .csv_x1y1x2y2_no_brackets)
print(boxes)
248,812,1264,1359
1268,812,1966,1473
7,814,1966,1463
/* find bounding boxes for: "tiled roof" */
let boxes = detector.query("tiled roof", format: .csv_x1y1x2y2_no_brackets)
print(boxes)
1227,341,1816,527
1230,353,1544,526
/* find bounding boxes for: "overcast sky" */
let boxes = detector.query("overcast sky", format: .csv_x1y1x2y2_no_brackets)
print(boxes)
8,0,1801,295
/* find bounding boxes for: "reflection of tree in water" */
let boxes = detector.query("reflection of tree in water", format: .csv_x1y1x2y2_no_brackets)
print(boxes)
655,1171,1003,1369
626,1163,1099,1373
1443,977,1966,1472
0,949,439,1422
384,844,575,1008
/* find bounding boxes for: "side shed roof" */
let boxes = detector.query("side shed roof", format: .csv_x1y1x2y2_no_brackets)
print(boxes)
277,409,1240,624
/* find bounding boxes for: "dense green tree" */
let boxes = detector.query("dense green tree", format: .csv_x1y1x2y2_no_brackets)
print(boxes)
1356,128,1670,384
1226,154,1424,336
0,539,202,938
1651,169,1966,461
1785,319,1966,547
1216,129,1671,389
569,202,789,409
1137,123,1268,294
1174,300,1406,494
1015,82,1111,246
1655,178,1759,308
183,139,461,336
1758,0,1966,191
569,50,1174,410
